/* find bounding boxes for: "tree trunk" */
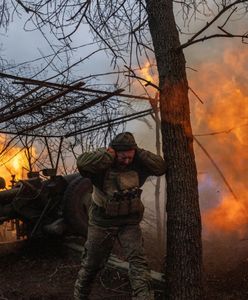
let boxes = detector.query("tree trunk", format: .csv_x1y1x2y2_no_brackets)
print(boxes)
152,96,163,250
146,1,203,299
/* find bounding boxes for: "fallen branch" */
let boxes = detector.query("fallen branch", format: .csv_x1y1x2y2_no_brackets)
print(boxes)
64,242,165,283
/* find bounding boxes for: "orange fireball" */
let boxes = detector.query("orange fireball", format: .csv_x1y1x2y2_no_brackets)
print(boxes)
0,135,36,187
190,46,248,237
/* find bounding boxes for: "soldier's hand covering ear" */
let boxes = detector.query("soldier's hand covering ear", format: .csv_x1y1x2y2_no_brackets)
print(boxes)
135,148,166,176
107,147,116,159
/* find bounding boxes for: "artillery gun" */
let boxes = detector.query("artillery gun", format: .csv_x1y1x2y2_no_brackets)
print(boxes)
0,170,92,239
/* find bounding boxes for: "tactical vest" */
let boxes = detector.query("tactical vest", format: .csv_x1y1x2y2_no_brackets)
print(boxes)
92,169,143,216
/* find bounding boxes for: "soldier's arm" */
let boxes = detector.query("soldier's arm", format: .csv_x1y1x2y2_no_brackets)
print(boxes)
135,148,166,176
77,148,114,176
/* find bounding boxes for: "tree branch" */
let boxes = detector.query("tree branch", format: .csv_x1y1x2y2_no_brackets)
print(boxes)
189,87,204,104
178,0,248,50
179,32,248,50
124,65,160,91
194,136,239,200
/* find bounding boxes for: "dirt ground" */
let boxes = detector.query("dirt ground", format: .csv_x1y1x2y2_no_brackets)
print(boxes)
1,234,248,300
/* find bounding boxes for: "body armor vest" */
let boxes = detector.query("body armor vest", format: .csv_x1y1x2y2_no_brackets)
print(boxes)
92,169,143,216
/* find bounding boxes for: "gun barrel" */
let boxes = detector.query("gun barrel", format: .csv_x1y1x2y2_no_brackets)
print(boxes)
0,174,80,206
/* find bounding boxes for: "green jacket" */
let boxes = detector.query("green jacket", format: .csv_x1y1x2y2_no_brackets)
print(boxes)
77,148,166,226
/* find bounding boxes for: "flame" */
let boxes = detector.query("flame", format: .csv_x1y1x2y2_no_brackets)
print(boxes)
136,52,248,237
189,46,248,237
136,48,248,238
0,134,36,187
139,61,154,83
135,61,158,97
203,196,248,237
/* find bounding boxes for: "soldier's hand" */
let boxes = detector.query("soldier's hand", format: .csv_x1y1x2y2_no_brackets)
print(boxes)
107,147,116,158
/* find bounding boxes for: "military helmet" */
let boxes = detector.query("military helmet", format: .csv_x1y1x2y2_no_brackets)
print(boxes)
109,132,137,151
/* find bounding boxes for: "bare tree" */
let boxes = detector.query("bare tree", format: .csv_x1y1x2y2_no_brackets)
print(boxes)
1,0,248,299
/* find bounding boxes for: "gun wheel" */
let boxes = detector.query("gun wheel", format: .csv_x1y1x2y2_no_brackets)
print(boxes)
63,176,92,237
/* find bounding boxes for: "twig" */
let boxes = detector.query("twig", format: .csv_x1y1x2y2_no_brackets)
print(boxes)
65,109,153,137
124,65,160,91
57,264,80,269
99,273,130,295
0,71,155,101
49,267,58,278
126,73,161,91
0,86,42,113
219,7,237,29
189,87,204,104
194,123,248,137
178,0,247,50
55,137,64,174
179,32,247,50
15,0,34,13
0,82,85,124
218,26,233,36
194,137,238,200
44,137,55,169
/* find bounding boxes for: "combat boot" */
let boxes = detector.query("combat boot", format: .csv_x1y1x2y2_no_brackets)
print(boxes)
74,283,90,300
132,291,155,300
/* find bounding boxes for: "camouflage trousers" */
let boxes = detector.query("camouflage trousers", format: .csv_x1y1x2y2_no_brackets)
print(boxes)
74,224,154,300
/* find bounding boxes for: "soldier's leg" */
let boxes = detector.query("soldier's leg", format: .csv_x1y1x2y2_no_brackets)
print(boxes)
74,224,116,300
119,224,154,300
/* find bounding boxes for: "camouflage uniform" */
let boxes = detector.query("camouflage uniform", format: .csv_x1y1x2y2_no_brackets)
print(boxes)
74,132,166,300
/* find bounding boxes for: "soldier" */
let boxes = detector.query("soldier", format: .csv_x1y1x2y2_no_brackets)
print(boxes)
74,132,166,300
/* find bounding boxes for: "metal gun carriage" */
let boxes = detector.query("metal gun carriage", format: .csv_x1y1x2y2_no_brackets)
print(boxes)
0,169,92,239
